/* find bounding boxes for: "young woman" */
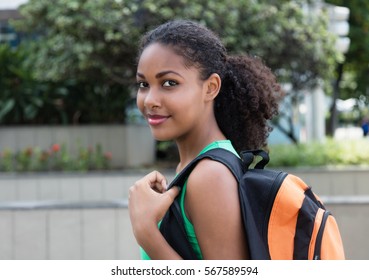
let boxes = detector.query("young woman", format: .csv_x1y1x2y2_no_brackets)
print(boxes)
128,19,283,260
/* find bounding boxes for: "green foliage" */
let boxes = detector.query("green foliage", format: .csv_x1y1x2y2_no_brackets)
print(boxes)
12,0,338,91
268,138,369,167
0,43,129,124
6,0,339,130
215,0,338,90
12,0,142,85
0,143,112,172
0,44,68,124
56,80,130,124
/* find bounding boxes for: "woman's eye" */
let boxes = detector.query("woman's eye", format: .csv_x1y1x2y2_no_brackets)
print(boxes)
162,80,178,87
136,81,148,88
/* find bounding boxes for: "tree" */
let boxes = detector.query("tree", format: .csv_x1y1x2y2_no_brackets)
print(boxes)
0,43,68,124
326,0,369,100
11,0,338,138
325,0,369,133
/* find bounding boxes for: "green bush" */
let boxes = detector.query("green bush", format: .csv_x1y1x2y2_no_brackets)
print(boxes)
0,44,66,124
0,143,112,172
268,138,369,167
0,43,130,125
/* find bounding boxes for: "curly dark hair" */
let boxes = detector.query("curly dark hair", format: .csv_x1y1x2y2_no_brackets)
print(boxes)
137,19,284,152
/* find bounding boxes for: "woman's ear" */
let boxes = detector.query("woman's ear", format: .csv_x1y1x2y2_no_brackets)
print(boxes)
204,73,221,101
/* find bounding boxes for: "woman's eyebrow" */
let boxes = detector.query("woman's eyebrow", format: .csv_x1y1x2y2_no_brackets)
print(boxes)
155,70,183,78
136,72,145,78
136,70,184,79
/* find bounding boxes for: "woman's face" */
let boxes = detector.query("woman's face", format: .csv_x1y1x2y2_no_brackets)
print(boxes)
136,43,209,142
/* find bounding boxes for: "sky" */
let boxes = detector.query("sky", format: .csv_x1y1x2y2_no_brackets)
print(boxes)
0,0,28,10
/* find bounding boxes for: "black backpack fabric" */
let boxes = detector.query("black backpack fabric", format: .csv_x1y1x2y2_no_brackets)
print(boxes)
159,148,345,260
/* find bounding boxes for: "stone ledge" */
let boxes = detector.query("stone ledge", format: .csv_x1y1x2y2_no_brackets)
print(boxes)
0,167,367,203
0,199,128,210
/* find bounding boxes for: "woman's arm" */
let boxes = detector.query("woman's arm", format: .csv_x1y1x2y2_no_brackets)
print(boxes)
185,159,249,259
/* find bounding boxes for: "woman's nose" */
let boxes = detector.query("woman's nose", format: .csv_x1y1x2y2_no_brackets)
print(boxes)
144,87,161,109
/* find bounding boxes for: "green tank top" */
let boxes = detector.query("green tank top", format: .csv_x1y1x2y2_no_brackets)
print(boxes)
140,140,238,260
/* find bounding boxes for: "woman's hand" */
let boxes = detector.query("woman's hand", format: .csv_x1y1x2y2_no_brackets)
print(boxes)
128,171,180,244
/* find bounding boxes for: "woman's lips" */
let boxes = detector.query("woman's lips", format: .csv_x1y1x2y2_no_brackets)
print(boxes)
147,114,169,126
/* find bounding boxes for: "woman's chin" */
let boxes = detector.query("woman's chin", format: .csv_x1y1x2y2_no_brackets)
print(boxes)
151,132,174,142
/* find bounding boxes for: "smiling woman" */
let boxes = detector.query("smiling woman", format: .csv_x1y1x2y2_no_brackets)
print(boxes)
135,43,215,143
128,19,284,260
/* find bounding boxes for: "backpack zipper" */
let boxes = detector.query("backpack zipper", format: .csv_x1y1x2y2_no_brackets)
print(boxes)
313,210,331,260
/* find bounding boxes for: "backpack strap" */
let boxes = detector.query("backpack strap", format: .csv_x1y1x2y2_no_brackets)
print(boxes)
167,148,244,190
161,148,244,259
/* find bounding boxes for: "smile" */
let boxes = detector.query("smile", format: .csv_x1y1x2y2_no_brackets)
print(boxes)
147,114,169,126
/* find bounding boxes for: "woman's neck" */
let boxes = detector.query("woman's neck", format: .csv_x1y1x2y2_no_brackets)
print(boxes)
175,125,226,173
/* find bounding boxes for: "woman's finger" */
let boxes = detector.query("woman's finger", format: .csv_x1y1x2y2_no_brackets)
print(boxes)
146,171,167,193
165,186,181,201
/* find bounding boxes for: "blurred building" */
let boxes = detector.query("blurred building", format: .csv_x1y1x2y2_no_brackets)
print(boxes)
0,0,28,47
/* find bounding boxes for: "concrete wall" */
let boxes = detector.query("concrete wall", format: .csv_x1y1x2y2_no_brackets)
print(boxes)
0,199,367,260
0,168,367,203
326,199,369,260
0,171,171,260
0,172,148,203
284,167,369,196
0,125,155,168
0,169,368,260
0,202,140,260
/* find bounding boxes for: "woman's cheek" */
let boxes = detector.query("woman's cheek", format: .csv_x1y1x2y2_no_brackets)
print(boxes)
136,94,145,115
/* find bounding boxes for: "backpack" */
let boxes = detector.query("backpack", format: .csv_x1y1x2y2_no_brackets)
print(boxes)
159,148,345,260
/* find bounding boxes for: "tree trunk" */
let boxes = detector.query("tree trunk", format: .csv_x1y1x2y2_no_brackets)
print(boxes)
327,63,344,136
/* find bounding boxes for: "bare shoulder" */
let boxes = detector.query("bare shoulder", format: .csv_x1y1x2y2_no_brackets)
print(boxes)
184,158,248,259
184,158,239,220
186,158,238,196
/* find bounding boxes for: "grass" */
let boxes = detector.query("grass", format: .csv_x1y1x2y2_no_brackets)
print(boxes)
267,138,369,168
